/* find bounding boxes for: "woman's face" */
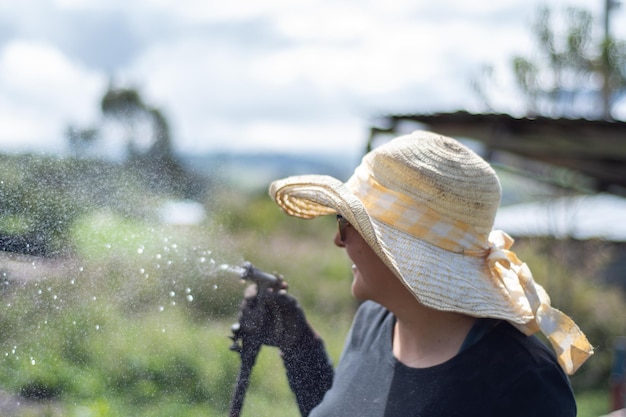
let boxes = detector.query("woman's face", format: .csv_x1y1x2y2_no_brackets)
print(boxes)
334,220,399,303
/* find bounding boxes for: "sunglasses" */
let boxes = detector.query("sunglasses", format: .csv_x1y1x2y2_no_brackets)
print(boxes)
336,214,350,242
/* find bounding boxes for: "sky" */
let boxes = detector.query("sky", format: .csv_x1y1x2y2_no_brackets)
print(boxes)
1,0,625,157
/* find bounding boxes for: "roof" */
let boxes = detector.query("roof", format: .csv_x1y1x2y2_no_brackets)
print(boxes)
369,111,626,196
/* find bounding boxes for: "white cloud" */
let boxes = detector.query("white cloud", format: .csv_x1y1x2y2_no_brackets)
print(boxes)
0,40,104,152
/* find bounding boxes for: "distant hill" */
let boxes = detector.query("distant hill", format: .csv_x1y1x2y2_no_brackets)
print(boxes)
180,152,359,190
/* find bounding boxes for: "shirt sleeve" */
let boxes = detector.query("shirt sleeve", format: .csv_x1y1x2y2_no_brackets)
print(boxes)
281,334,334,416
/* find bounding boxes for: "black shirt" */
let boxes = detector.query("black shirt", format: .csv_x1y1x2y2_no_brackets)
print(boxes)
307,301,576,417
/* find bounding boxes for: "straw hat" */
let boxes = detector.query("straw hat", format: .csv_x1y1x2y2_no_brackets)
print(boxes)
269,130,593,375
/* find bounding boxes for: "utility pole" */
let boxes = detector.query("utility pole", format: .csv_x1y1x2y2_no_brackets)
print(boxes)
602,0,621,119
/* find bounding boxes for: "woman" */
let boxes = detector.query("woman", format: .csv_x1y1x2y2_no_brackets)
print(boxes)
251,131,593,416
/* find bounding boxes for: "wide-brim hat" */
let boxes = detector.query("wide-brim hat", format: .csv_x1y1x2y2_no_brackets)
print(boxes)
269,130,593,374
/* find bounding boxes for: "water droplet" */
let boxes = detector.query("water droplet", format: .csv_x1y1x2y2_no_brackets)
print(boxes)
212,284,218,290
95,325,100,330
159,306,164,312
185,287,191,294
155,254,162,259
169,291,175,297
199,257,206,263
186,295,193,302
31,358,36,365
105,243,111,249
137,246,144,254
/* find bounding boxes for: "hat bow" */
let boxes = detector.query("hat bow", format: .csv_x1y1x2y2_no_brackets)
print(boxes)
486,230,594,375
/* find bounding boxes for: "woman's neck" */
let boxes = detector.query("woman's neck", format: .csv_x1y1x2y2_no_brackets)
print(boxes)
390,300,476,368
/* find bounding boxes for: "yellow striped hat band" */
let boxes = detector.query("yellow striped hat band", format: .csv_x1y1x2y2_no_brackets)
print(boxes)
347,163,489,257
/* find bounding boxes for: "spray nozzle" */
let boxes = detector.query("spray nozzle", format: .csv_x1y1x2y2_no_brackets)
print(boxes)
239,261,283,291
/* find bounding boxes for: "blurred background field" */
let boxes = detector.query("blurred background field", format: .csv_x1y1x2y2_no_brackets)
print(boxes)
0,152,354,417
0,152,624,417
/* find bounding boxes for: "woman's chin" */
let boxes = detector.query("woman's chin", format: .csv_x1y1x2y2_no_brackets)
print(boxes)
350,274,369,301
351,285,367,301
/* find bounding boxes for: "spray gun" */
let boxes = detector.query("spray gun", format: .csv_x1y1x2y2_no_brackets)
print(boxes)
228,261,284,354
228,262,284,417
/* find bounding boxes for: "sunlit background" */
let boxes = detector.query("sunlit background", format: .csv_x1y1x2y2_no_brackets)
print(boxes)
1,0,625,157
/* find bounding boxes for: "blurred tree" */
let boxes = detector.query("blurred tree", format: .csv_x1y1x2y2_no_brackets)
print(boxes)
68,82,205,199
101,85,187,194
474,3,626,120
100,85,155,159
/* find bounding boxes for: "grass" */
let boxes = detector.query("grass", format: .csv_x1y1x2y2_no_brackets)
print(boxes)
576,390,612,417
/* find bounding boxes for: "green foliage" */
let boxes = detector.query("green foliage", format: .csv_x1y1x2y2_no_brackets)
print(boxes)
0,154,86,255
512,238,626,393
0,153,196,257
576,390,611,417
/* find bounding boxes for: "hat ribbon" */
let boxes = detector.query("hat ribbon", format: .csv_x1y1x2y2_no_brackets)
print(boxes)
486,230,594,375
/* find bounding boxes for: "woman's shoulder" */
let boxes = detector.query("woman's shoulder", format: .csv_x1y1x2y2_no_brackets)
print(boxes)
458,322,576,415
355,300,387,315
353,300,392,326
473,322,574,394
347,301,393,347
489,322,563,368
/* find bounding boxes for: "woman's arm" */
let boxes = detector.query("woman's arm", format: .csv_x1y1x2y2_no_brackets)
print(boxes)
236,286,334,416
